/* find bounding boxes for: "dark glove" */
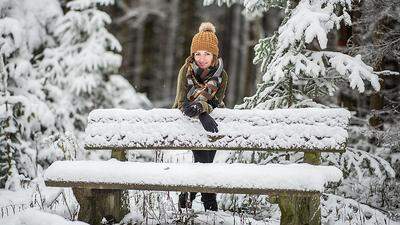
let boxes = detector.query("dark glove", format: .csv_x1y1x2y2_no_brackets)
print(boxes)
198,112,218,133
183,102,203,117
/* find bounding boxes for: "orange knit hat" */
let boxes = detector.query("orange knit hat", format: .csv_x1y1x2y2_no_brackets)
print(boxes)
190,22,219,57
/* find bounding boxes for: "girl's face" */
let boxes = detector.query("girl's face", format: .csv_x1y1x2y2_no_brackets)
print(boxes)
194,50,213,69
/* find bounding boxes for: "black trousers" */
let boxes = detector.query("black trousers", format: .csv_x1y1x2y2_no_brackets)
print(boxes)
189,150,217,208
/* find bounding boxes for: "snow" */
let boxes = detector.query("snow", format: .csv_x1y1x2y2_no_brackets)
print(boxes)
0,0,62,54
0,17,24,57
0,189,31,208
263,50,380,93
322,194,400,225
85,108,350,151
89,107,350,127
106,75,153,109
48,0,123,96
241,0,381,111
0,208,88,225
67,0,115,11
277,0,351,52
268,0,381,92
44,160,342,193
122,209,280,225
318,52,381,92
203,0,275,18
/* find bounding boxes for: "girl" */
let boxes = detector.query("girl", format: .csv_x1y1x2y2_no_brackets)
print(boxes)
172,22,228,211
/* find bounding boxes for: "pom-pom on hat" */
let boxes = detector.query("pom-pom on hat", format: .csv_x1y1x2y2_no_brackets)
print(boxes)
190,22,219,57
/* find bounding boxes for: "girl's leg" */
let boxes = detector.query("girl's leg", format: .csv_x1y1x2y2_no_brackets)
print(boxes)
180,150,211,209
188,150,209,203
193,150,212,163
194,150,218,211
208,150,216,162
201,193,218,211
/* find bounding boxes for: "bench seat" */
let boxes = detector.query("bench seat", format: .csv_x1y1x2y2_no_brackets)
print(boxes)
84,108,350,152
44,160,342,195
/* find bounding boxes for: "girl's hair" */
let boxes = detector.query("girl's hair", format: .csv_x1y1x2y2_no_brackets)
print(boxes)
186,54,218,67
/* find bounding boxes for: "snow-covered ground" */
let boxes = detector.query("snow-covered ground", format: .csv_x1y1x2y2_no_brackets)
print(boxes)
1,209,88,225
1,207,277,225
2,188,399,225
0,184,279,225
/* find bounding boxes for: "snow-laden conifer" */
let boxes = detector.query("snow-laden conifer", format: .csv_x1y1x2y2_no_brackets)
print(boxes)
0,0,62,189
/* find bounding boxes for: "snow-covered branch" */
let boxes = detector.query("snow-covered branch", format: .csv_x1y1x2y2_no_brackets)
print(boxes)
67,0,115,10
277,0,352,53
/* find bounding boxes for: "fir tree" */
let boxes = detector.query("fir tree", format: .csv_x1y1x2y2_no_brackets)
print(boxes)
206,0,381,110
0,0,148,189
41,0,123,132
0,0,62,189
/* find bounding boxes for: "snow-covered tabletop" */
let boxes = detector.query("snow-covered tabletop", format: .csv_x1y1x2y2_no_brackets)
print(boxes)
44,160,342,194
85,108,350,152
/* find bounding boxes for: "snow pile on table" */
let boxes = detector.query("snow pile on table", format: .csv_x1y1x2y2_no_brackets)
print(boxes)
85,108,350,151
44,160,342,193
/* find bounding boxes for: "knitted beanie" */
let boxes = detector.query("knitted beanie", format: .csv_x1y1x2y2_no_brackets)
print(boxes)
190,22,219,57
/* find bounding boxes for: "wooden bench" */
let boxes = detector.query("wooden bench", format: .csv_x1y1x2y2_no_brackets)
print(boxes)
44,108,350,225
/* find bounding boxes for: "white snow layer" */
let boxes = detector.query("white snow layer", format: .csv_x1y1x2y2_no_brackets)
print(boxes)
85,108,350,151
0,208,88,225
44,160,342,192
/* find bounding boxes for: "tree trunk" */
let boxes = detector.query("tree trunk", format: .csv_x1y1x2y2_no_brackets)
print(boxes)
237,19,250,103
368,14,391,131
243,20,262,99
133,25,144,89
226,5,241,107
350,0,364,48
164,0,179,105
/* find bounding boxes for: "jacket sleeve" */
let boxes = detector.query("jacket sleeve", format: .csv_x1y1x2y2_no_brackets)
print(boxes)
172,65,188,111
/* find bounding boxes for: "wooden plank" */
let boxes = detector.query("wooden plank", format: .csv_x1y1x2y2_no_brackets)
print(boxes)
88,108,351,128
85,123,348,152
44,161,342,197
45,180,321,196
84,145,346,153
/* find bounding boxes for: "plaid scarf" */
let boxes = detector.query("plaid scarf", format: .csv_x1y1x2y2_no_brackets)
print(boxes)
186,58,224,104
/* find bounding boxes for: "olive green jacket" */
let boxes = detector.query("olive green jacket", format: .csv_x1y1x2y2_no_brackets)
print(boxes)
172,63,228,113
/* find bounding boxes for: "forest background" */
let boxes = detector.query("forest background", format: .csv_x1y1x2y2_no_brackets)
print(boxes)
1,0,399,224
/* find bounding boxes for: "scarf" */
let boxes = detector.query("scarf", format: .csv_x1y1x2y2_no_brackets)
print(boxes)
186,58,224,104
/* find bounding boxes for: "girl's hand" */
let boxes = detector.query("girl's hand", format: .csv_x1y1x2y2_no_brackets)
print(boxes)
183,102,203,117
198,112,218,133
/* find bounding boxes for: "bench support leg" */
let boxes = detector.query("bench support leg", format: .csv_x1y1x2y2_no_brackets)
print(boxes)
72,150,129,224
73,188,96,224
111,149,127,161
276,152,322,225
73,188,129,224
278,194,321,225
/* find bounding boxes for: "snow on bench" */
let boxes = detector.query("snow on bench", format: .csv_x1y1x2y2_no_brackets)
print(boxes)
44,160,342,195
45,107,350,224
84,108,350,152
